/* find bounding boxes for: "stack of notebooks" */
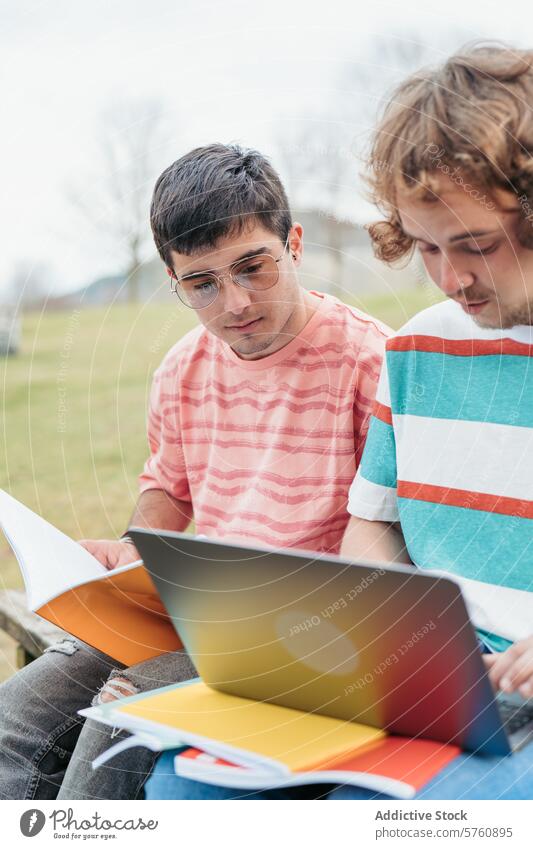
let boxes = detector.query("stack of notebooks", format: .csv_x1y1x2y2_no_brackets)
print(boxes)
82,680,461,798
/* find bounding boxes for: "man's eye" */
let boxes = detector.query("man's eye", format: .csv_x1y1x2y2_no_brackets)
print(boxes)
464,243,499,256
239,261,264,275
418,242,499,257
191,279,216,291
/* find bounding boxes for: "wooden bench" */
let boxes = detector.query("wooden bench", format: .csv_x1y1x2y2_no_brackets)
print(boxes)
0,589,68,668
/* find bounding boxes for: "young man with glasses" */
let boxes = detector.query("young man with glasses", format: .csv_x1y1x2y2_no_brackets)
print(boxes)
145,45,533,802
0,143,389,800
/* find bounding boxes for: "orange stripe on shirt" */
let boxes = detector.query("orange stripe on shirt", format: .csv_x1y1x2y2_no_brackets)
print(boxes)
373,401,393,425
397,480,533,519
388,335,533,357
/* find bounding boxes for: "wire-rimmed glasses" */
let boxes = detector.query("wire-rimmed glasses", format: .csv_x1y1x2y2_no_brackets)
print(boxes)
169,239,290,309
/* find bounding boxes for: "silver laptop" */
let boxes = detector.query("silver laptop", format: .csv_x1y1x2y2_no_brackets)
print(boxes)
129,528,533,755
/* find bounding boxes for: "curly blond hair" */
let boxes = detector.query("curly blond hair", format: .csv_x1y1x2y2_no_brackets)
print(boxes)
366,43,533,264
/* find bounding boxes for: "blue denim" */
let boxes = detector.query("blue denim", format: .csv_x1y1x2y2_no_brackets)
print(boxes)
145,750,332,799
145,744,533,800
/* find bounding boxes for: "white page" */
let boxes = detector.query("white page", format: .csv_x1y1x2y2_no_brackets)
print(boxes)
174,757,413,798
80,703,284,773
0,489,141,610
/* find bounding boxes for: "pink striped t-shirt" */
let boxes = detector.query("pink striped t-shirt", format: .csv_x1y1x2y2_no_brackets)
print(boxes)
139,291,389,554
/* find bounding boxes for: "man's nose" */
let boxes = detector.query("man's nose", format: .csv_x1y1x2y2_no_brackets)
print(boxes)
438,254,474,297
220,277,254,314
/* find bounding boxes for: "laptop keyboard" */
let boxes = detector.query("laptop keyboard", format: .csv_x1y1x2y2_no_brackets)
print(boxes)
498,698,533,735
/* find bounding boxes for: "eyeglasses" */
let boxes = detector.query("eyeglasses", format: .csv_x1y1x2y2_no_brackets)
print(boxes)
169,238,290,309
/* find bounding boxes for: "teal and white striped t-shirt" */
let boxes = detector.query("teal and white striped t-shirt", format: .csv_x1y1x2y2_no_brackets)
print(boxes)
347,299,533,652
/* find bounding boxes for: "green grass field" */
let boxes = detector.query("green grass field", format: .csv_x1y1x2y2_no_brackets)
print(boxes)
0,288,440,678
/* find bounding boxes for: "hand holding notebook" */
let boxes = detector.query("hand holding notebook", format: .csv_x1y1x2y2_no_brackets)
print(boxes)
0,489,182,666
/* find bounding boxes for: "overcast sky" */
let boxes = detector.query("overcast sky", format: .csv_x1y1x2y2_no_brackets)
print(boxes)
2,0,533,297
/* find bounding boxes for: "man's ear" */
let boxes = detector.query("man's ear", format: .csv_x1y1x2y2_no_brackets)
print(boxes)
289,222,304,266
165,267,174,278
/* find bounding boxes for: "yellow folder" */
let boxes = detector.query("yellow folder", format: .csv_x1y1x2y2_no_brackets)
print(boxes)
117,681,386,773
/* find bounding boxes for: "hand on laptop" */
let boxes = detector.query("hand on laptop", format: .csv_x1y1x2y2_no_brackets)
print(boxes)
78,539,141,571
483,636,533,699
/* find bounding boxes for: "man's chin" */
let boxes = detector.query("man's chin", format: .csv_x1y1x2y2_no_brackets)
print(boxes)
471,313,501,329
229,334,278,360
473,307,533,330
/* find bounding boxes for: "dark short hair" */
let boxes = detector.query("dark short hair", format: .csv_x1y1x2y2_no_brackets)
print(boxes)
150,143,292,267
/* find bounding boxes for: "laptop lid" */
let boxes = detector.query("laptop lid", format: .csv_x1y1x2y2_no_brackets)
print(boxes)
130,528,510,756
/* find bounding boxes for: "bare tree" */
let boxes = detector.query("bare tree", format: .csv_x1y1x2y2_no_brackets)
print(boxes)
67,98,166,303
275,29,473,287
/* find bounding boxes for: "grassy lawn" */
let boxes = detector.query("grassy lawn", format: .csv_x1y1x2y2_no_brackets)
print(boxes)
0,286,441,679
1,303,195,587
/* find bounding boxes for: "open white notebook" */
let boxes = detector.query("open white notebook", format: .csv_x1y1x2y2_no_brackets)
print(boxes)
0,489,182,665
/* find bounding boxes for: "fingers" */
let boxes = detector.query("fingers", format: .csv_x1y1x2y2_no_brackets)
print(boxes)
78,539,141,570
486,647,516,690
485,642,533,697
116,541,141,567
77,539,98,554
77,538,114,570
501,650,533,698
78,538,142,574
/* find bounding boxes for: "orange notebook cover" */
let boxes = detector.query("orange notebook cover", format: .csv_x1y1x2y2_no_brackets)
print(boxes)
175,736,460,797
0,488,182,665
38,564,182,666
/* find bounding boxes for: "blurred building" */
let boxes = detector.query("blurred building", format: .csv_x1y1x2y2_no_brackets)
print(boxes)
0,304,20,355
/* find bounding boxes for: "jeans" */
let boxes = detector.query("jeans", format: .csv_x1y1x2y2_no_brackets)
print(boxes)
0,638,197,800
145,744,533,800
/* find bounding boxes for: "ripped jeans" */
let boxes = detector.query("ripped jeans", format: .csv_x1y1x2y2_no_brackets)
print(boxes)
0,637,197,800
